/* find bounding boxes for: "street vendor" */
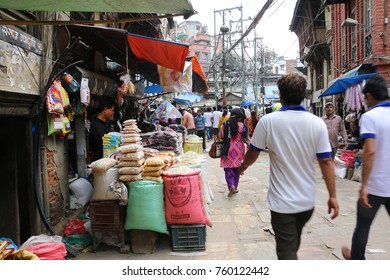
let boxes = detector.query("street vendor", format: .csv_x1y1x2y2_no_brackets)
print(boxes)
89,97,116,162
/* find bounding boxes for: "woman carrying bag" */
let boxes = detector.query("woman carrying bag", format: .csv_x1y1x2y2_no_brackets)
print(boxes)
218,108,249,197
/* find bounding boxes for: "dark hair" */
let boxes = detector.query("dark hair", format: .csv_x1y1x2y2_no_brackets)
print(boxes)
277,73,307,105
96,97,115,114
250,110,258,128
222,109,228,117
362,74,389,101
217,105,222,111
229,108,245,137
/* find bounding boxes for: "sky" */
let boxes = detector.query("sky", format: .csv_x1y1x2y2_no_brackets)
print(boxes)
185,0,299,59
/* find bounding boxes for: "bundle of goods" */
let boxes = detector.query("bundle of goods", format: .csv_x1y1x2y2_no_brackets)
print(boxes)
90,158,124,203
149,129,181,155
138,120,158,133
143,147,159,160
173,151,214,204
117,119,144,182
168,124,186,144
155,151,175,170
142,157,165,183
163,167,212,227
103,132,121,158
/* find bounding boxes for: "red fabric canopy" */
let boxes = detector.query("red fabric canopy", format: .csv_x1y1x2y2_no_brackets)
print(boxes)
128,34,188,73
187,56,208,94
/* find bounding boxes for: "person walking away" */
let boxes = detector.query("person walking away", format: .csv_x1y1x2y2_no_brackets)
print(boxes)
89,97,116,162
212,106,223,141
194,109,206,152
204,107,214,141
342,74,390,260
244,110,259,138
219,108,249,198
182,108,196,135
239,73,339,260
322,102,348,158
218,109,230,131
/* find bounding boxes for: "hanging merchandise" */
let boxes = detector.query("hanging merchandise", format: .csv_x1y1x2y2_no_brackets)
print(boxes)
62,71,80,92
60,86,70,108
158,62,192,93
46,80,64,115
118,73,136,96
80,77,90,106
47,113,71,137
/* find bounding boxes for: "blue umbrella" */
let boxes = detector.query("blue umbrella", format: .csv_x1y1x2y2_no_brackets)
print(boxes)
319,73,378,97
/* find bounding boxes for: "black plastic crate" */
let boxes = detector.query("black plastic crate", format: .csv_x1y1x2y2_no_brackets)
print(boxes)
170,224,206,252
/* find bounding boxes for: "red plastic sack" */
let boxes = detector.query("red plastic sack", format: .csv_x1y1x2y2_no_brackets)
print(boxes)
340,149,358,169
64,218,88,236
26,242,67,260
163,168,212,227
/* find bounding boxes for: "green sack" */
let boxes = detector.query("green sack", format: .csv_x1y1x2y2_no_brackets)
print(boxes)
124,180,168,234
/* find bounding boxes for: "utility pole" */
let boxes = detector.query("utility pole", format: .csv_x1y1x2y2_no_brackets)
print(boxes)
214,6,242,107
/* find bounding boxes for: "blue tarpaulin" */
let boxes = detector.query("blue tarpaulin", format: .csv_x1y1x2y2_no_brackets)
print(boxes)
144,84,163,94
319,73,378,97
173,93,202,105
241,100,261,107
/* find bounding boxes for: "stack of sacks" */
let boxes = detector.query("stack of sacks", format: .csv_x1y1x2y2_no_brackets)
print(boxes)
117,144,144,182
142,157,165,183
102,132,121,158
121,119,142,145
155,151,175,170
117,119,144,182
143,147,159,160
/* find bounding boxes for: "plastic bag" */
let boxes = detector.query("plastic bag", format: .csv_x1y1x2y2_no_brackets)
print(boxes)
46,80,64,115
118,73,136,96
64,218,88,236
80,77,90,106
26,242,67,260
19,234,63,250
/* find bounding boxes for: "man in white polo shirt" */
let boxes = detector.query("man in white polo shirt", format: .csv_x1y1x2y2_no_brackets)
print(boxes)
239,73,339,260
342,74,390,260
212,105,222,141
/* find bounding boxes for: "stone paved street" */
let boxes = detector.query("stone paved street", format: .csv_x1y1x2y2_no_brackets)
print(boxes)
75,141,390,260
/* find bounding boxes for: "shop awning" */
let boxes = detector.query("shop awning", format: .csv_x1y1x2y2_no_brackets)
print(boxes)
0,0,195,17
186,56,208,94
319,73,378,97
65,25,189,83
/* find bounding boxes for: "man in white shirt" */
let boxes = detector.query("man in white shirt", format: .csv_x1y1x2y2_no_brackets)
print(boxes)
212,106,222,141
342,74,390,260
239,73,339,260
204,107,213,141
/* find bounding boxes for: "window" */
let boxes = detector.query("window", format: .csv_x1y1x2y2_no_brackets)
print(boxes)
364,0,372,57
350,8,357,63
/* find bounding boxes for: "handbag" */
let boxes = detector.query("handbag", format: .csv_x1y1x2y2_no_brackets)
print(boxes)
209,140,222,158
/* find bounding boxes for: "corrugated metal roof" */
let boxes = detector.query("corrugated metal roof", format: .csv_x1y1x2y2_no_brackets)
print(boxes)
0,0,194,17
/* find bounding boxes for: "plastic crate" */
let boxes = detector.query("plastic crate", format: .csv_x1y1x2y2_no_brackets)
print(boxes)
170,224,206,252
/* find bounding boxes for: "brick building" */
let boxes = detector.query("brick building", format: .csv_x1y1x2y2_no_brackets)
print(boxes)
327,0,390,86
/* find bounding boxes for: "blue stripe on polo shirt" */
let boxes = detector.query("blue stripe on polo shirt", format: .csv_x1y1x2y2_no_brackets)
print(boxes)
316,152,332,159
249,143,264,152
369,101,390,110
361,133,376,139
279,105,307,111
